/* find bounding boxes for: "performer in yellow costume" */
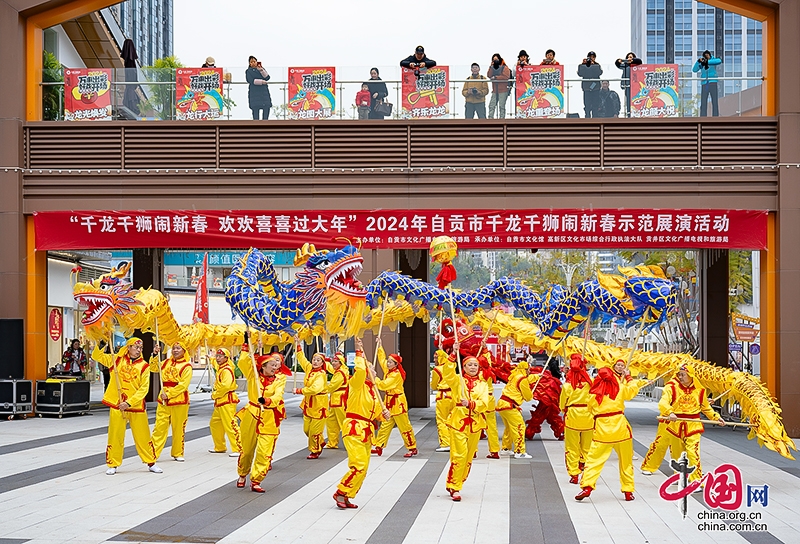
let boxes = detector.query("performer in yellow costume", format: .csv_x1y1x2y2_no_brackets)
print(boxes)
430,351,454,452
150,341,193,462
640,420,673,476
560,354,594,484
495,360,533,459
659,364,725,482
480,356,501,459
372,345,418,457
443,354,490,501
575,360,646,502
236,346,288,492
209,347,242,456
334,337,390,509
92,337,161,475
294,340,329,459
324,352,349,449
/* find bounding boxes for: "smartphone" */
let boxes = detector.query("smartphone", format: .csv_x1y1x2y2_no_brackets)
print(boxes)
257,61,262,67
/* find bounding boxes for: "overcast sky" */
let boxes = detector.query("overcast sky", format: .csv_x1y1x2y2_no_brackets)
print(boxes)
174,0,633,118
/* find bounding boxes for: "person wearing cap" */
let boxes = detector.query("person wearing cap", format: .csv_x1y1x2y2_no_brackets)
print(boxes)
577,51,603,118
487,53,513,119
560,353,594,484
236,344,288,492
324,352,349,449
294,339,329,459
431,348,455,452
334,336,391,509
209,347,242,456
657,364,724,484
575,359,646,502
442,354,490,502
150,341,193,462
496,360,534,458
371,344,418,457
400,45,437,76
202,56,216,68
92,337,161,475
693,50,722,117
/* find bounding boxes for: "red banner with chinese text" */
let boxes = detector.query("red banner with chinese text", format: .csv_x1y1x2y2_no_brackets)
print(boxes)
515,65,564,118
192,252,209,323
64,68,112,121
175,68,224,120
33,209,767,251
287,67,336,119
630,64,680,118
401,66,449,119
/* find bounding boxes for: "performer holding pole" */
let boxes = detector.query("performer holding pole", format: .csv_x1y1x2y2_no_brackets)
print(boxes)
208,347,242,456
324,350,349,449
371,340,418,457
560,353,594,484
150,340,193,462
294,337,329,459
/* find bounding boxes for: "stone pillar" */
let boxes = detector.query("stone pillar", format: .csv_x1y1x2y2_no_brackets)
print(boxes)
699,249,729,367
132,248,163,401
397,249,430,408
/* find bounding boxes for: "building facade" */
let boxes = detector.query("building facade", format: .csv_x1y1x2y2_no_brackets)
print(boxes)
107,0,173,67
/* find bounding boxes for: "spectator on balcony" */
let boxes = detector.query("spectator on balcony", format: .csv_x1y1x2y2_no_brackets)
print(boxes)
202,57,216,68
246,56,272,120
487,53,512,119
615,52,642,117
693,50,722,117
462,63,489,119
516,50,530,68
540,49,560,66
365,67,389,119
401,46,437,79
577,51,603,118
597,80,621,118
356,84,372,120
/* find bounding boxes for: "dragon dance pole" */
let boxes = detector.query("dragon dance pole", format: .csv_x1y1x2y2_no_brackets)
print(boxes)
154,320,163,392
204,339,212,387
530,328,575,397
109,333,128,421
371,299,389,412
659,416,750,428
478,307,500,352
627,308,651,367
446,287,466,391
581,307,593,357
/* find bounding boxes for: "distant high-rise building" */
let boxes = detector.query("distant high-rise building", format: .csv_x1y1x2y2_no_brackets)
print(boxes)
631,0,762,109
108,0,173,67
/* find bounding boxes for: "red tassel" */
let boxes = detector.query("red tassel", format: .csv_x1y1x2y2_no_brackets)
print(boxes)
436,263,458,289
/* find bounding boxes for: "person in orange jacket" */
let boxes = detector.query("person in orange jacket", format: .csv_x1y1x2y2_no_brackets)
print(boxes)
334,336,390,509
496,360,534,458
150,341,193,462
208,347,241,456
560,353,594,484
92,337,161,475
236,345,289,492
325,352,349,449
372,343,417,457
294,339,329,459
575,360,646,502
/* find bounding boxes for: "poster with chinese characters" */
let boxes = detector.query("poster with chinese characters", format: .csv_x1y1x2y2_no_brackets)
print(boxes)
287,67,336,119
175,68,225,120
515,65,564,118
630,64,680,118
401,66,449,119
64,68,112,121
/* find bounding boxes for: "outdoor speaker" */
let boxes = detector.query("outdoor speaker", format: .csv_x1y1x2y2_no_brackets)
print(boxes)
0,319,24,379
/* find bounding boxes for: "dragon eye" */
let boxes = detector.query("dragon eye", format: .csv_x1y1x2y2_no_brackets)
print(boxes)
100,283,110,290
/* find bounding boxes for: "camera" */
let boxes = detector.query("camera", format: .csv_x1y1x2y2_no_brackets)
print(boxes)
414,69,420,78
472,88,478,94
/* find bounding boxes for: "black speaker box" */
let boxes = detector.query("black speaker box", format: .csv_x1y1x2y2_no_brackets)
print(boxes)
0,319,24,380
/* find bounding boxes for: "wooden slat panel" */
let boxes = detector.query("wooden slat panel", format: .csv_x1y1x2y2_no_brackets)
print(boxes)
604,123,698,165
507,124,601,166
124,126,217,168
315,125,408,168
26,126,122,169
219,126,312,168
701,122,777,165
409,125,504,167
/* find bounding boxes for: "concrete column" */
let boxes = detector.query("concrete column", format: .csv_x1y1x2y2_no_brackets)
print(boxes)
699,249,729,367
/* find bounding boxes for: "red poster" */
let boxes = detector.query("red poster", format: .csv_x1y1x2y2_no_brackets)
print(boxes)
630,64,680,118
401,66,449,119
175,68,224,120
34,209,767,251
64,68,112,121
48,308,62,342
287,67,336,119
515,65,565,118
192,253,209,324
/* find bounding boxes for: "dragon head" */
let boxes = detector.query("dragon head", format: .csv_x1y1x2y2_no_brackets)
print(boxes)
73,262,140,338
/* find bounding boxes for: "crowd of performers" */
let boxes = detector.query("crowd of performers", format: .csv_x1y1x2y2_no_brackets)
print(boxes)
92,327,725,507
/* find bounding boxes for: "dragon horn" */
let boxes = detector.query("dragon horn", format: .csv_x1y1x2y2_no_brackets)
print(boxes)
333,236,352,247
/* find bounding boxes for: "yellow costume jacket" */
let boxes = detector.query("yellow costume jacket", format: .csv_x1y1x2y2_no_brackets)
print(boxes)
559,382,593,431
150,356,192,406
297,351,329,419
342,352,385,442
496,369,533,411
442,361,489,433
211,360,239,407
93,346,150,412
588,375,644,443
325,364,349,409
375,346,408,416
237,351,286,435
430,358,453,400
659,377,721,438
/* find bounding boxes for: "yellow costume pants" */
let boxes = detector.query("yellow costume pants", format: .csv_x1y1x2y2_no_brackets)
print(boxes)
152,403,189,458
338,435,372,498
446,429,481,492
435,396,454,447
580,439,635,492
499,409,526,453
670,433,704,482
210,403,241,453
640,422,673,473
564,428,593,476
106,409,156,468
326,407,346,448
374,412,417,450
237,410,279,482
304,416,326,453
486,409,500,453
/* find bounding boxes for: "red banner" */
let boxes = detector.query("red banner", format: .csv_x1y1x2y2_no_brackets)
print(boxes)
48,308,62,342
515,65,565,118
630,64,680,118
401,66,449,119
33,209,767,251
287,67,336,119
175,68,224,120
64,68,112,121
192,253,209,324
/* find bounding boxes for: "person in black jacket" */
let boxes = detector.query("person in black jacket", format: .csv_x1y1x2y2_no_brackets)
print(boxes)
577,51,603,118
365,67,389,119
615,52,642,117
245,56,272,120
597,80,621,118
400,45,437,78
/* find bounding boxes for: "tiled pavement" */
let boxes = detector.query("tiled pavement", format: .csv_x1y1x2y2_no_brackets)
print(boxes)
1,385,798,544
